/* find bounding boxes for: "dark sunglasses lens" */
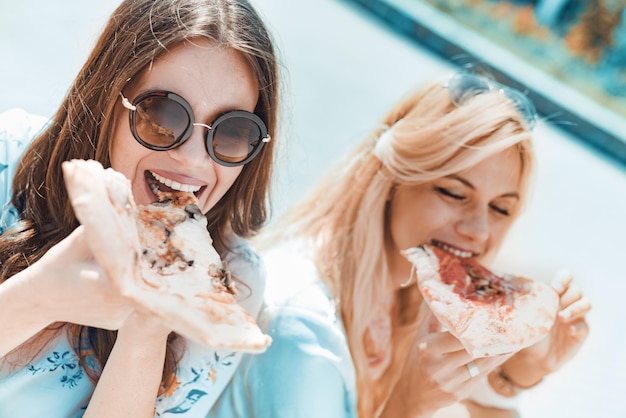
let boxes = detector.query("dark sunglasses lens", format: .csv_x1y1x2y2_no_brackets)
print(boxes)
212,116,263,163
503,89,537,129
135,96,190,147
448,74,491,106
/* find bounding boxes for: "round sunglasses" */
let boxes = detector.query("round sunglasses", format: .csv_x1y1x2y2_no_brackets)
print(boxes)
444,72,538,130
120,90,271,167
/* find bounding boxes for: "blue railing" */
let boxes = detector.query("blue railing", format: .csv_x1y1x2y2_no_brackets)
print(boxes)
340,0,626,169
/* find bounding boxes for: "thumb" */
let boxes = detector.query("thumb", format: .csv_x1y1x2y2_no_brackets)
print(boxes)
60,225,94,261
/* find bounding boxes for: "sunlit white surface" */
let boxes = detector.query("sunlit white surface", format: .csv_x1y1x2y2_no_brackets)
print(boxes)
1,0,625,416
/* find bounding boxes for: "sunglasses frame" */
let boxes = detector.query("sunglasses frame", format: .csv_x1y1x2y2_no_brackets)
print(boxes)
444,72,537,131
120,90,271,167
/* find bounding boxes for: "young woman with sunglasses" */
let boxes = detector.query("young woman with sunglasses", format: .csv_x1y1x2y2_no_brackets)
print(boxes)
257,72,591,417
0,0,280,416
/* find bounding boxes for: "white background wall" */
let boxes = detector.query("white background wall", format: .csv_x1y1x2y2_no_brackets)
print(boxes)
1,0,625,416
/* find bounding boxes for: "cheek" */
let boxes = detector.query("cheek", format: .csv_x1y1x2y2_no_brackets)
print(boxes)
109,119,150,179
388,190,438,250
198,166,243,213
490,218,516,248
109,117,132,171
218,166,243,192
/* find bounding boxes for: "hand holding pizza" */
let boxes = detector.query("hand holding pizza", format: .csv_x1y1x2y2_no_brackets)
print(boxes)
28,225,134,331
501,271,591,387
382,329,509,417
61,159,271,352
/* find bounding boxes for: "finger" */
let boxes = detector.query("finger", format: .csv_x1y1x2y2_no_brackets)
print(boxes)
559,284,583,310
474,353,510,372
430,351,475,387
437,358,478,386
444,347,474,368
56,226,94,261
558,297,592,322
550,270,573,295
568,320,590,340
420,331,465,354
64,225,87,248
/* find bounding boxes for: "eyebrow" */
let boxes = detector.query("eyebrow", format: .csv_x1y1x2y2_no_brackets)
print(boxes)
446,175,520,199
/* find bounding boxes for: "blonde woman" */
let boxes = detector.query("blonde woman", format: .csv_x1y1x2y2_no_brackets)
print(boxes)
254,72,591,417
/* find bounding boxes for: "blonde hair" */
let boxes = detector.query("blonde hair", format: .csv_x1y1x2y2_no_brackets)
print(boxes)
270,77,535,416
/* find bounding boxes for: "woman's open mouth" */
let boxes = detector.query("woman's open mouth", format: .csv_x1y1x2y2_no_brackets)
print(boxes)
145,170,203,197
431,239,478,259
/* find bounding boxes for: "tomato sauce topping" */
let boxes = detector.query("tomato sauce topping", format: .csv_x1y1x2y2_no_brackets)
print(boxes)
430,246,529,306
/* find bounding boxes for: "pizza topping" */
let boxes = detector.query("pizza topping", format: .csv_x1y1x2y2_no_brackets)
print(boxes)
184,204,203,219
430,245,529,305
62,159,272,353
219,260,236,295
401,244,559,357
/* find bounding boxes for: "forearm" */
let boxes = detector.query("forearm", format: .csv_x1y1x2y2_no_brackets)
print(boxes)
84,328,169,418
379,401,435,418
0,270,54,357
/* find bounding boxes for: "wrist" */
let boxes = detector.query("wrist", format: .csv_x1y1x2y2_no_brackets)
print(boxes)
117,324,171,347
488,362,545,398
114,328,169,362
503,351,550,388
10,269,56,328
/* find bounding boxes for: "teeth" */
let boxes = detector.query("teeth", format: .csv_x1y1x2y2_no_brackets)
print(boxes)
151,171,201,193
149,181,160,196
434,242,473,258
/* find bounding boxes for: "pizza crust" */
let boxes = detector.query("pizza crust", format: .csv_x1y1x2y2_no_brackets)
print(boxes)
402,245,559,358
62,159,271,353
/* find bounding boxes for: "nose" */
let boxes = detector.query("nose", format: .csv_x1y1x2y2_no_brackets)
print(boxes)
166,125,212,167
455,206,490,243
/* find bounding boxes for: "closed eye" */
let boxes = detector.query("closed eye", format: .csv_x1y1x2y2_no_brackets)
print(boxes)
435,187,465,201
490,204,510,216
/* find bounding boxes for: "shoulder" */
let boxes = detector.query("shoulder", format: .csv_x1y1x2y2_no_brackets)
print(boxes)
1,109,49,233
0,108,48,144
257,242,350,375
211,242,358,417
248,282,356,402
261,285,347,362
228,288,356,417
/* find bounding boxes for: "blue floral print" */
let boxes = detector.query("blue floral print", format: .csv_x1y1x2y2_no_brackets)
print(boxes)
27,351,84,389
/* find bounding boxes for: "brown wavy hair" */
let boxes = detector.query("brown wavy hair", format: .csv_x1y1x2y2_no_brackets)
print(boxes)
0,0,280,391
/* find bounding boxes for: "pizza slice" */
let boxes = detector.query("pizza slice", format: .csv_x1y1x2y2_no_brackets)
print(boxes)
402,244,559,358
62,159,271,353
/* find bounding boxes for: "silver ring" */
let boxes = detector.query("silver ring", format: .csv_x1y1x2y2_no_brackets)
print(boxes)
466,361,479,379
